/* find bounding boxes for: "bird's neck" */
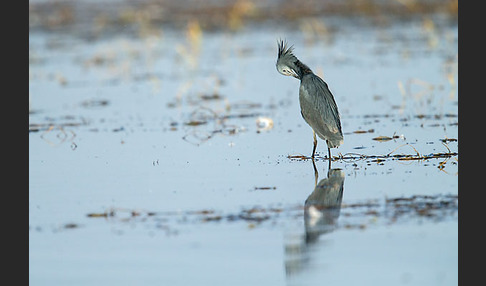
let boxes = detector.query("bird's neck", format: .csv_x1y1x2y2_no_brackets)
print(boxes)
294,60,313,79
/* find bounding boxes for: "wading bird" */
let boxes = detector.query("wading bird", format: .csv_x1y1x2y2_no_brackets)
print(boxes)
276,40,343,160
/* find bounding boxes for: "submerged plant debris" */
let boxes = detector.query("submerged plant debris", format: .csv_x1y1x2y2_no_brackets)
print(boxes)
82,194,457,233
289,150,457,163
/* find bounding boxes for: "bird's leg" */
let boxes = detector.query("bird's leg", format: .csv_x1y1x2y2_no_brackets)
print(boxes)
325,140,332,160
312,131,317,158
325,141,333,169
328,150,332,170
312,158,318,187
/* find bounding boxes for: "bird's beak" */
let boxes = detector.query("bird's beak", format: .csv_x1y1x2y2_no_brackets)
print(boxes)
290,69,299,79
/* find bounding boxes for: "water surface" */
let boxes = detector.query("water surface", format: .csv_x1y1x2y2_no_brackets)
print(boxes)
29,10,458,286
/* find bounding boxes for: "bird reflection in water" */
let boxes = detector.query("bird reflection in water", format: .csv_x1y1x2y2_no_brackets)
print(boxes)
305,161,345,244
285,160,345,277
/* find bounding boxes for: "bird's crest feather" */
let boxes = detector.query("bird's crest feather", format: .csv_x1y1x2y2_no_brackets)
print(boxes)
277,39,295,60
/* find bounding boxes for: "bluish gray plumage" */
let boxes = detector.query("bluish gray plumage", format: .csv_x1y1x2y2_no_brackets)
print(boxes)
276,39,343,159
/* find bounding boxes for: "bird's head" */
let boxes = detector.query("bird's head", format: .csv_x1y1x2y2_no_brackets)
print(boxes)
276,39,299,79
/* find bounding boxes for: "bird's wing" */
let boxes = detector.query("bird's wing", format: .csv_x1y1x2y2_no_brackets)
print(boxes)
302,75,342,136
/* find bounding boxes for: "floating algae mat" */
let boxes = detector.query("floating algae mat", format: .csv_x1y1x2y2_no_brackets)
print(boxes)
30,4,457,285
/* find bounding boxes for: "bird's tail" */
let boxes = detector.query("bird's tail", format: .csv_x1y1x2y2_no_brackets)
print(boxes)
326,138,343,149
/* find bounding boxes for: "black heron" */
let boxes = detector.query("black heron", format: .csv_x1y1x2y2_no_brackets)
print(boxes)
276,40,343,160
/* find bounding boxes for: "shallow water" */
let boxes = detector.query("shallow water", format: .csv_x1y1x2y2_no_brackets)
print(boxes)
29,12,457,286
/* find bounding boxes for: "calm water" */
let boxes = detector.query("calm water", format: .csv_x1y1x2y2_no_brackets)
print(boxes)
29,13,458,286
